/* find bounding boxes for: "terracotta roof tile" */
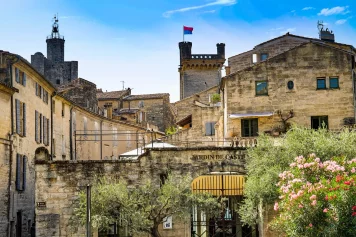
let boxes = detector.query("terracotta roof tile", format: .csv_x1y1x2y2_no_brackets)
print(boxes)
123,93,169,101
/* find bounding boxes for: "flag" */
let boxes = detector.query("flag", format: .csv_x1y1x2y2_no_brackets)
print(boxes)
184,26,193,35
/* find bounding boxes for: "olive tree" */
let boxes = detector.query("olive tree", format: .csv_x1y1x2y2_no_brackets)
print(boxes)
73,173,223,237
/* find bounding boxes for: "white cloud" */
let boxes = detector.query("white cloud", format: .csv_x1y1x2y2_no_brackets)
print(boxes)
302,7,314,11
335,19,347,25
163,0,236,17
318,6,350,16
280,28,296,35
202,10,216,14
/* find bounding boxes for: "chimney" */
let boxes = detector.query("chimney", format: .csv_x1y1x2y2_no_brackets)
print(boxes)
225,66,231,75
107,105,113,119
216,43,225,59
320,28,335,42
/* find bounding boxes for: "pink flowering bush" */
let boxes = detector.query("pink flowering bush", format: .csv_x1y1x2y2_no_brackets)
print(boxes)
271,154,356,236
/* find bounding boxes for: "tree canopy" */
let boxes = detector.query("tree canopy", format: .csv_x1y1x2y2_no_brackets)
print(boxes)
239,126,356,226
73,173,223,237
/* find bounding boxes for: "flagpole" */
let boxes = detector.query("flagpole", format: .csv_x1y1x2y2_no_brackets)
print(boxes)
183,25,184,42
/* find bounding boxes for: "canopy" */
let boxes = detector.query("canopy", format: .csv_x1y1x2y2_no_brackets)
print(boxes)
229,112,273,119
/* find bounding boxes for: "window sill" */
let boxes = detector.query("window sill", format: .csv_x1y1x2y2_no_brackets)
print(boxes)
316,88,327,90
255,94,268,97
329,87,340,90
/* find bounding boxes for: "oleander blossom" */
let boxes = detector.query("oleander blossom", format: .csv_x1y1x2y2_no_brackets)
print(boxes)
273,154,356,236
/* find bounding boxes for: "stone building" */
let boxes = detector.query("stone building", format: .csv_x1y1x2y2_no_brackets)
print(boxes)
179,42,225,99
0,51,162,237
31,16,78,86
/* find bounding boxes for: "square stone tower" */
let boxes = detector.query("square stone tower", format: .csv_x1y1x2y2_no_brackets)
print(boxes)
31,15,78,86
178,42,225,99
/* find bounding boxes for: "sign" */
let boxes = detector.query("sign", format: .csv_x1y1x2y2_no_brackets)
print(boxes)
37,202,46,208
190,154,245,161
163,216,172,229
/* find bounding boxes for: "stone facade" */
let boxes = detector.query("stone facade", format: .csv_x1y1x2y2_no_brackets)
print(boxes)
35,147,247,237
228,33,356,74
179,42,225,99
223,42,356,139
58,78,98,112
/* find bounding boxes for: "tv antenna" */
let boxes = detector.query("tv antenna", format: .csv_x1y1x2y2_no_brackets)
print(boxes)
120,81,125,90
317,20,324,33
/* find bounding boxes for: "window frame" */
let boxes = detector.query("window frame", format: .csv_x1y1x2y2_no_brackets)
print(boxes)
260,53,268,61
311,116,329,129
316,78,327,90
329,77,339,89
16,154,26,191
15,99,26,137
241,118,258,137
255,81,268,96
205,122,216,136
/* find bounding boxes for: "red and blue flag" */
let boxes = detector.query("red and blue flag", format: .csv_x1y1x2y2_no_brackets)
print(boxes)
184,26,193,35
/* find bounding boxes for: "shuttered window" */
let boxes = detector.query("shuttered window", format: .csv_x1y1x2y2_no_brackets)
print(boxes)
15,68,26,86
40,113,42,143
16,154,26,191
241,119,258,137
15,99,26,136
205,122,216,136
42,116,50,146
35,111,39,143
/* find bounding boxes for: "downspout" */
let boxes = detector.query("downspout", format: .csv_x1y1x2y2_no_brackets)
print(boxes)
70,106,73,160
7,55,19,237
100,120,103,160
50,93,55,160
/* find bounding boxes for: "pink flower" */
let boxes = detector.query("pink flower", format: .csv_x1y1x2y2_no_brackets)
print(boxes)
309,223,313,227
310,195,317,200
351,168,355,173
315,157,320,163
311,200,317,206
274,202,279,211
323,208,328,213
298,204,303,208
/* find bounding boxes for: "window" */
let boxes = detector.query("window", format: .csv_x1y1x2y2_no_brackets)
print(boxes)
43,90,48,104
16,154,26,191
15,68,26,86
311,116,328,129
84,117,88,138
62,102,65,117
15,99,26,136
35,111,41,143
56,79,60,85
255,81,268,96
317,78,326,89
138,101,144,108
43,116,49,146
205,122,216,136
329,77,339,89
260,53,268,61
252,54,258,63
52,101,56,114
287,81,294,90
241,119,258,137
94,122,99,142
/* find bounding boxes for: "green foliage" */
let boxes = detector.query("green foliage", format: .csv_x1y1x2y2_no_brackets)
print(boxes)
165,126,177,135
271,155,356,236
72,173,223,237
211,93,221,103
239,126,356,227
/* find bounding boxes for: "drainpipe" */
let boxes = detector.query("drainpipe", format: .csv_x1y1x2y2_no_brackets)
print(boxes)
70,106,73,160
50,93,55,160
100,120,103,160
6,55,19,237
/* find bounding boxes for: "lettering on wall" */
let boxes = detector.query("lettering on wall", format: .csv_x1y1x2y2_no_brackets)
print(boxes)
190,153,245,161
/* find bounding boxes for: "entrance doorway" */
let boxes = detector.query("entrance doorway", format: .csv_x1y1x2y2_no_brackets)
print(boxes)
191,174,256,237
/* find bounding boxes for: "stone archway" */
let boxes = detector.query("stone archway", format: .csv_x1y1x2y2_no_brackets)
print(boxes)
35,147,50,161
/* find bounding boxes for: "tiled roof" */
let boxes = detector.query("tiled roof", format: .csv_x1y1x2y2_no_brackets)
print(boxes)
115,109,140,115
123,93,169,101
97,90,130,100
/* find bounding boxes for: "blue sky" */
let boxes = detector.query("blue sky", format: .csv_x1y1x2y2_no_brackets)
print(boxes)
1,0,356,102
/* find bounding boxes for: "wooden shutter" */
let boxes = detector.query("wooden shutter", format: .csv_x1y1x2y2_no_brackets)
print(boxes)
23,73,26,86
16,154,21,190
251,119,258,136
35,111,38,142
205,122,212,136
43,117,46,145
22,156,27,190
15,68,19,83
35,83,38,96
40,113,42,143
22,103,26,136
15,99,20,134
47,118,50,145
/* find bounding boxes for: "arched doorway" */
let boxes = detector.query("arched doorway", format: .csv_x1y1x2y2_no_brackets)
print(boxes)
191,173,255,237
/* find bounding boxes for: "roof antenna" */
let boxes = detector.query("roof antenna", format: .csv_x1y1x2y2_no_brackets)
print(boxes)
317,20,324,35
120,81,125,90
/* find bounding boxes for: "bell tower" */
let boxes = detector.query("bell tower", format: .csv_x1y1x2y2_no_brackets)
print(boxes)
46,15,65,63
178,42,225,99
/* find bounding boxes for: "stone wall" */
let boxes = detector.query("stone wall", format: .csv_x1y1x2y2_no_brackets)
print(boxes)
58,78,98,112
228,35,308,73
224,42,355,137
174,86,219,122
35,147,247,237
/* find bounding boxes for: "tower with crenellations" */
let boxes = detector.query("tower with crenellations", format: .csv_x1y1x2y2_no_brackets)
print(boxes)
31,15,78,86
178,41,225,99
